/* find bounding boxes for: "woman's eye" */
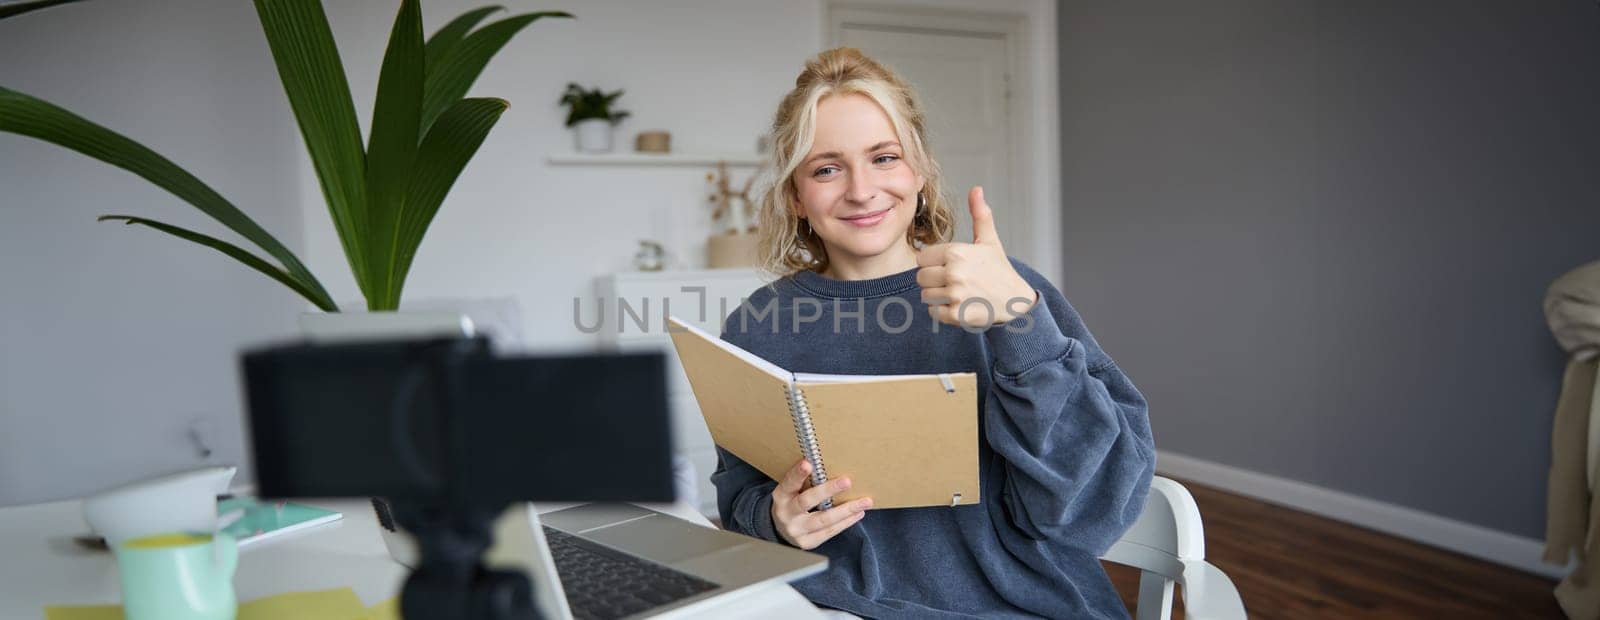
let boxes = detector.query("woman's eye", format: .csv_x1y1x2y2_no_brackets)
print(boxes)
813,165,839,178
874,154,900,165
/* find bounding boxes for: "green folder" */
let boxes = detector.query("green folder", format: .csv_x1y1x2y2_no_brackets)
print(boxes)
217,497,342,549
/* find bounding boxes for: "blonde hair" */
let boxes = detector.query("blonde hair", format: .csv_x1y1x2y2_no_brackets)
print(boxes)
755,47,955,279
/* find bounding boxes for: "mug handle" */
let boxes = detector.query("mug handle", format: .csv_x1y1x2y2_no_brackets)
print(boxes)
211,532,238,581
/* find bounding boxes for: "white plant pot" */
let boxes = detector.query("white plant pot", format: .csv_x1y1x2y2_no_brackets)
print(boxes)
297,310,476,343
573,118,614,153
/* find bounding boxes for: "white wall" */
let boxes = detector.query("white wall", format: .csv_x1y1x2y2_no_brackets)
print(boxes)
304,1,829,349
0,1,304,505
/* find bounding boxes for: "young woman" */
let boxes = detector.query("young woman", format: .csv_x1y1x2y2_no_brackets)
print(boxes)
712,48,1156,619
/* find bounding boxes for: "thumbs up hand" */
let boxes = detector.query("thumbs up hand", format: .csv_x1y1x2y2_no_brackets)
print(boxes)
915,186,1039,328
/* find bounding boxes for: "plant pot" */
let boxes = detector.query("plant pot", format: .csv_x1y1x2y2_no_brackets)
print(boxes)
573,118,613,153
297,310,475,342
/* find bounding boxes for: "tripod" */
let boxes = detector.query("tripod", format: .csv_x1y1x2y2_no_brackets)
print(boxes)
391,499,541,620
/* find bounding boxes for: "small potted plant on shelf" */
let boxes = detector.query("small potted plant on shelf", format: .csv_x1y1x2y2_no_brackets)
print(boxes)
560,83,629,153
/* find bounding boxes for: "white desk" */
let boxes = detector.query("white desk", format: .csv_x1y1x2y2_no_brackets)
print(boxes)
0,497,823,619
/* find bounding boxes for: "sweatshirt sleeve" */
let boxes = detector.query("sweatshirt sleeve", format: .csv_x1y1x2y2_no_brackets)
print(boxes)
981,265,1156,555
710,447,785,544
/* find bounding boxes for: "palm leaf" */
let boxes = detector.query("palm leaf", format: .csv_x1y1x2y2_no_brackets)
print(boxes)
419,10,570,134
253,0,372,298
364,0,425,309
99,216,337,312
423,5,504,76
0,0,85,19
0,85,337,311
385,97,509,309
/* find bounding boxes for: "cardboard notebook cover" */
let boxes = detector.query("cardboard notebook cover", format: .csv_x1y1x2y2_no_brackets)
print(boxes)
666,317,979,509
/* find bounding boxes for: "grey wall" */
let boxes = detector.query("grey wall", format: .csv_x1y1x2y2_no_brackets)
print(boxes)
1057,0,1600,539
0,1,303,505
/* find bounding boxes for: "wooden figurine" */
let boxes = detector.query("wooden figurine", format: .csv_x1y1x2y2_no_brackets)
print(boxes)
707,161,756,235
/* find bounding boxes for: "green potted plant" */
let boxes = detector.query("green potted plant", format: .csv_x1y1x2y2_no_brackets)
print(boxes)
560,83,629,153
0,0,571,313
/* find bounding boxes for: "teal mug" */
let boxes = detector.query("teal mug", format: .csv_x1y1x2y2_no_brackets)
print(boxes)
112,531,238,620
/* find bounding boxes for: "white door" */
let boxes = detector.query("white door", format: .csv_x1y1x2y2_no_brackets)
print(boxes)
837,25,1020,252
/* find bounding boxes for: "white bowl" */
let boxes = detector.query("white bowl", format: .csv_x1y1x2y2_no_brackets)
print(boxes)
82,466,236,546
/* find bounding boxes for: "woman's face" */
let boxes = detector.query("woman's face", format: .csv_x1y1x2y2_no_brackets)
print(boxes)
792,93,924,265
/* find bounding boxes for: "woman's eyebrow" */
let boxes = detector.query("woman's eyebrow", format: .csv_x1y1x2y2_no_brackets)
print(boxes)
802,141,902,167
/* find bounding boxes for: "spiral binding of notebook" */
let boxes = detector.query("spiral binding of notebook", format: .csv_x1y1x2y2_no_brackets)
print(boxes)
784,379,832,510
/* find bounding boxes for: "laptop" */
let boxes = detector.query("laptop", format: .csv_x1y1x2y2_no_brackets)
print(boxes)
297,311,827,618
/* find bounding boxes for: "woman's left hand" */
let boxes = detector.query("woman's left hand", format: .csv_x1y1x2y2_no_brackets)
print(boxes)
916,186,1039,328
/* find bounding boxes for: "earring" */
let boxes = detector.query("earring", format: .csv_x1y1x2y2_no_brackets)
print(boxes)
917,192,926,212
799,218,812,237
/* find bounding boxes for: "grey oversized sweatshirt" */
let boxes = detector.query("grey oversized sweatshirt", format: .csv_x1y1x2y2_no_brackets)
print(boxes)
712,258,1156,619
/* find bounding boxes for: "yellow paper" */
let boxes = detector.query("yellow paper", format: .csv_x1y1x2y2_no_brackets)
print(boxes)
239,587,366,620
42,606,123,620
45,587,373,620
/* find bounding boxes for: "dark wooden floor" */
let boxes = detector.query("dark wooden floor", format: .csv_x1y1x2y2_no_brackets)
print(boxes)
1104,478,1565,619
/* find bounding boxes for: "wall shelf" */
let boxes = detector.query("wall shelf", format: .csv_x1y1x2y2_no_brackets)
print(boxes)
547,152,763,167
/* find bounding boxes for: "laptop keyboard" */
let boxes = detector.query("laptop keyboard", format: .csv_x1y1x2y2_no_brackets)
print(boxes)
542,526,720,620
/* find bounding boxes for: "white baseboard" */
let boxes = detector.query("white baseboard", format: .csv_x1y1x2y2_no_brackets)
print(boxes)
1155,450,1572,581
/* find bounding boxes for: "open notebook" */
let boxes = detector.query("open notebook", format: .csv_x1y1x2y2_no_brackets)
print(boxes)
666,316,979,509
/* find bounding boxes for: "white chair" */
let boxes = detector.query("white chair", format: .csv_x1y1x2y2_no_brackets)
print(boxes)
1101,476,1248,620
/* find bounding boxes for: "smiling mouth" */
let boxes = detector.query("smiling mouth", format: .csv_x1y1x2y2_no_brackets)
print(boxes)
839,206,891,228
841,207,890,221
